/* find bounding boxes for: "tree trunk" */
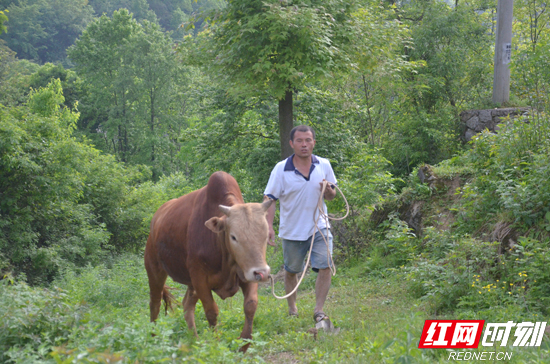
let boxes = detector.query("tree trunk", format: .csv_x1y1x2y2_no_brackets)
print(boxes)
150,88,156,180
150,88,155,163
278,89,294,159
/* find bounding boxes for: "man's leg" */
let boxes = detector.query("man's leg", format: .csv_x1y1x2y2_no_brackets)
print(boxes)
314,268,331,315
311,228,333,317
285,271,298,315
282,236,310,316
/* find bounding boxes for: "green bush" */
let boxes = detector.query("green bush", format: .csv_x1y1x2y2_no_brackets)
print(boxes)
0,80,111,283
107,171,194,253
55,255,150,309
406,230,497,314
0,79,179,283
512,36,550,113
509,237,550,316
0,278,86,363
448,115,550,232
497,154,550,225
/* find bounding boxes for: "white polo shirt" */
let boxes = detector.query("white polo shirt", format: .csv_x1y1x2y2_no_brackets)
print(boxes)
264,154,337,240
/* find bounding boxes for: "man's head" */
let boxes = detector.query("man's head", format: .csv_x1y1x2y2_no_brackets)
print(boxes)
289,125,316,159
290,125,316,141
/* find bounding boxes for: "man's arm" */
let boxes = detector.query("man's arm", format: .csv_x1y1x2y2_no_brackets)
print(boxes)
265,196,277,246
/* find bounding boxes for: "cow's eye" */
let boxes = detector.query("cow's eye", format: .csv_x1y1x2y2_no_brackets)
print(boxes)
231,235,237,241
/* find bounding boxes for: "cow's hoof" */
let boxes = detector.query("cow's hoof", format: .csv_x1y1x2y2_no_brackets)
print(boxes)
238,342,251,353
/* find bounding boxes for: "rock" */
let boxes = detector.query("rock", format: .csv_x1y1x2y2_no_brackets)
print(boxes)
491,221,517,251
478,110,492,124
399,201,424,236
464,129,477,142
459,110,476,121
417,165,427,183
418,164,436,184
461,107,532,142
466,116,480,130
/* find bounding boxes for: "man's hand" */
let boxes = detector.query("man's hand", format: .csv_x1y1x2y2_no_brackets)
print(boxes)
319,179,336,201
268,227,276,246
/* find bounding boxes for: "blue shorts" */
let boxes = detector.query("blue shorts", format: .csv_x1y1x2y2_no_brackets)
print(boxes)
282,228,333,274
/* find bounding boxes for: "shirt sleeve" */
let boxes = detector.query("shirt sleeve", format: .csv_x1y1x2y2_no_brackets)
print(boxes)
264,164,283,200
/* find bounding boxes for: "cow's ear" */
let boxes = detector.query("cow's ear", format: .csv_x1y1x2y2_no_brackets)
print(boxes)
205,216,226,233
219,205,231,216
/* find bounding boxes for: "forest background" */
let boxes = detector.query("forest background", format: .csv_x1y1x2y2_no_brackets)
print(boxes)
1,0,550,362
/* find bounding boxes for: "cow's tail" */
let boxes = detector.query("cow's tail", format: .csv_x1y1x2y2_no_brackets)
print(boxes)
162,285,176,315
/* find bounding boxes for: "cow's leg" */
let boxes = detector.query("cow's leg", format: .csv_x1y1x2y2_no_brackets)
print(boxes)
194,284,219,328
145,259,168,322
238,281,258,353
182,286,199,336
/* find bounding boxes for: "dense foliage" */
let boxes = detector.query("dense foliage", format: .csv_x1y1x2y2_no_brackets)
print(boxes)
0,0,94,64
401,112,550,320
0,0,223,65
0,80,193,284
68,9,193,178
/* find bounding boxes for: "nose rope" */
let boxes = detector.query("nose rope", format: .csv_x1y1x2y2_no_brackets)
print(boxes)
269,180,349,299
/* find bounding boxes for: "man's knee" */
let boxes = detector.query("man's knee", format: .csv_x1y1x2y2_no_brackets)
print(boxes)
285,270,297,279
316,268,331,277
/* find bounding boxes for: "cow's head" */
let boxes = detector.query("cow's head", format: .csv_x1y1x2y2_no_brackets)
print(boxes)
205,199,273,282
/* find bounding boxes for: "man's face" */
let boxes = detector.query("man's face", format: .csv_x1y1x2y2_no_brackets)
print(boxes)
290,130,316,159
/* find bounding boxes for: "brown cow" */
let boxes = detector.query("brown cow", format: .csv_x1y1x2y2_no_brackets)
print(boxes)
144,171,273,351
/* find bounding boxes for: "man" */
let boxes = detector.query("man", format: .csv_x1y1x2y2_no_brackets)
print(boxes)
264,125,337,325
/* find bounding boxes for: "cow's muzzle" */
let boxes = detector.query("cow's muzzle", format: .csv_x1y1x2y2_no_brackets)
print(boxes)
251,267,270,282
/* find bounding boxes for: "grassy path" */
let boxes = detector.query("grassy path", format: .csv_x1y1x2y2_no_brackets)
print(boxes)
3,255,550,363
251,268,431,363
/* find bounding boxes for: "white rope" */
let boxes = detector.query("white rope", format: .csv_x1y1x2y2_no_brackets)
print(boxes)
269,180,349,300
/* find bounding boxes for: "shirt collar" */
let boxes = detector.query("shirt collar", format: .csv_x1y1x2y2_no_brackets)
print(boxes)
284,154,319,171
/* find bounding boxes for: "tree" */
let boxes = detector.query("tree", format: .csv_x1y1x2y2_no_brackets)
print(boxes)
0,79,108,283
0,44,40,106
69,9,191,177
1,0,94,64
126,20,185,177
403,0,493,110
514,0,550,51
69,9,141,163
0,9,7,35
28,63,83,110
198,0,358,158
86,0,226,37
0,1,47,62
0,78,165,283
87,0,157,23
0,43,16,99
342,3,418,147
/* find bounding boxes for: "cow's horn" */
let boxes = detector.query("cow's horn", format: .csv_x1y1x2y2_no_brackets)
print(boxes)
219,205,231,216
261,198,274,211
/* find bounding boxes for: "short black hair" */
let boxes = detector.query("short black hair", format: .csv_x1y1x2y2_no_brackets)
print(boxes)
290,125,316,141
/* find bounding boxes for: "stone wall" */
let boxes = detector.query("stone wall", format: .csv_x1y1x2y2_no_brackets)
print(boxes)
461,107,530,141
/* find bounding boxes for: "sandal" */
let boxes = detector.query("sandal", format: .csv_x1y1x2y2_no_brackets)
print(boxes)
313,312,329,323
314,311,337,332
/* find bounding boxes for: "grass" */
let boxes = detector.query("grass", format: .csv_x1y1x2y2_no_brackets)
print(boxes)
3,249,550,363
